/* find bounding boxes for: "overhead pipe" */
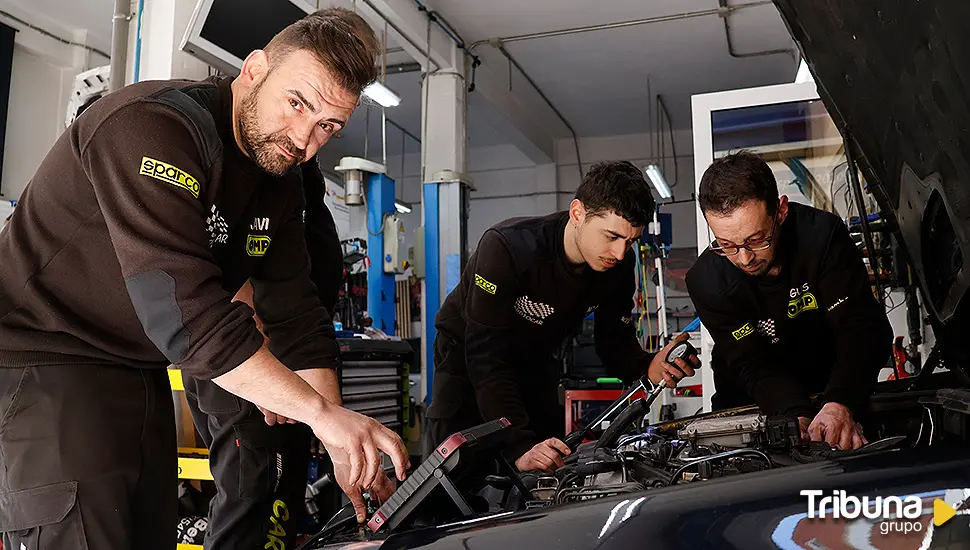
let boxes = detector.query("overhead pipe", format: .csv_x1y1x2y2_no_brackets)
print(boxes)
386,117,420,144
495,43,584,182
109,0,130,92
468,1,775,50
359,0,437,70
717,0,795,60
386,61,423,74
0,9,108,59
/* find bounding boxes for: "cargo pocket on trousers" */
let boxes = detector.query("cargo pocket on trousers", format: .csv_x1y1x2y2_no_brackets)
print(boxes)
234,424,277,502
0,481,87,550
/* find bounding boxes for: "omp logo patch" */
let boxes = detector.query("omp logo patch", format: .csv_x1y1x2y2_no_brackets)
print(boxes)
246,234,271,257
474,273,497,294
139,156,200,198
732,323,754,340
788,292,818,319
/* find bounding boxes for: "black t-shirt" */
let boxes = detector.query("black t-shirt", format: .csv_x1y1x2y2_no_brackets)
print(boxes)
430,211,654,457
685,202,892,418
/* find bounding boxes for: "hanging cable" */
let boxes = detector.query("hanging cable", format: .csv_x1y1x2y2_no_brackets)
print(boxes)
657,95,678,188
496,44,584,181
420,17,431,183
411,0,481,92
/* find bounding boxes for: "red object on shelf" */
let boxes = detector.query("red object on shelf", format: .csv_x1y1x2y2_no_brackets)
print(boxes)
563,388,646,438
888,336,912,380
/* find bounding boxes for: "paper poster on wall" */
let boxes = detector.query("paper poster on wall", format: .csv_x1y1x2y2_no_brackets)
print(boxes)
323,178,351,241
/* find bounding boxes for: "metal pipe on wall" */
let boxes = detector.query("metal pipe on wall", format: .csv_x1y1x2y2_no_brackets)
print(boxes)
109,0,130,92
717,0,794,60
496,44,584,182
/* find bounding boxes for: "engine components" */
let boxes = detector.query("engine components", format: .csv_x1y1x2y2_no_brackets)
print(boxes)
677,413,766,447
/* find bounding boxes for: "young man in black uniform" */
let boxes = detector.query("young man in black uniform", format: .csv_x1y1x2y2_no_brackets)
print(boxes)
428,161,700,472
686,151,893,450
0,9,408,550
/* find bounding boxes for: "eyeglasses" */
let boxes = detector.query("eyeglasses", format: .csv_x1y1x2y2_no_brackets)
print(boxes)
710,217,778,256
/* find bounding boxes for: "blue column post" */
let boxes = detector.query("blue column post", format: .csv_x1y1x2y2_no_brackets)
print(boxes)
422,183,439,404
366,173,397,335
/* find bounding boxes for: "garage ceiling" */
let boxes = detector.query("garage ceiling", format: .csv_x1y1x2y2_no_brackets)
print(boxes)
1,0,799,162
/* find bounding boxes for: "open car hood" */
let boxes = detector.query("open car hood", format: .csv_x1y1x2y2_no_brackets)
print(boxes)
772,1,970,369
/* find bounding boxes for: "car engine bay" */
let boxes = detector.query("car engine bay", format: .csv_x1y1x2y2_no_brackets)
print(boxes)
300,366,970,549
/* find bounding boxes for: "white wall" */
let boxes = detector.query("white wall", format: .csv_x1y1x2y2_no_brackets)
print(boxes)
0,47,65,199
134,0,211,83
382,128,697,257
0,5,107,200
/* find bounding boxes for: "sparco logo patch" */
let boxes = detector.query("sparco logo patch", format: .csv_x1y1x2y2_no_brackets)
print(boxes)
474,274,497,294
246,234,271,256
139,156,200,198
732,323,754,340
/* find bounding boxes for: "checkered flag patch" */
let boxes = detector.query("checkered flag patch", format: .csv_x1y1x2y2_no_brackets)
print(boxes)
205,204,229,247
757,319,779,343
514,295,554,325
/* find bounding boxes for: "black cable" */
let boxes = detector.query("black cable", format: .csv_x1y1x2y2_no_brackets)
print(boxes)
411,0,481,92
657,95,678,188
844,133,882,303
667,449,772,486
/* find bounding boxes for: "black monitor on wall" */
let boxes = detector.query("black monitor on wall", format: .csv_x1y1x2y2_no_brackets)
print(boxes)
181,0,315,75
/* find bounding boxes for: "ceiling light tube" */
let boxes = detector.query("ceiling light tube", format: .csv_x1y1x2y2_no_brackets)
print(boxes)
645,164,672,200
363,81,401,108
394,200,412,213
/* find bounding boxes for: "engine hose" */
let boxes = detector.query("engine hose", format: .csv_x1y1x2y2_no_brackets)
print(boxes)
595,398,648,450
667,449,772,486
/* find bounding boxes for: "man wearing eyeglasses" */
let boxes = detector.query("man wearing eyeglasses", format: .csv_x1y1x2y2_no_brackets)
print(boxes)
685,151,892,450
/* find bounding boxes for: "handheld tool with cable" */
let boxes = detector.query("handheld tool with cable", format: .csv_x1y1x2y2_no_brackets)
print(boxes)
563,340,696,450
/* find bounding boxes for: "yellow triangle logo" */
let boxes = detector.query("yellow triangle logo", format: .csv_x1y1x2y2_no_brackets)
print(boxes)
935,499,957,527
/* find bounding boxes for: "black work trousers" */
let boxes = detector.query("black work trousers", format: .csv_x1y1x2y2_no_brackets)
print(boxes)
184,375,311,550
0,364,176,550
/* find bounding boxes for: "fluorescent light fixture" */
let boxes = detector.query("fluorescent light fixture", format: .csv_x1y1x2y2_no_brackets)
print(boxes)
394,200,412,213
645,164,672,200
794,59,813,84
363,81,401,108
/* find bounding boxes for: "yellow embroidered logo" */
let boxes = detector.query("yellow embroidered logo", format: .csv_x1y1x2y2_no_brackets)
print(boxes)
475,274,497,294
788,292,818,319
732,323,754,340
264,499,289,550
246,234,271,257
139,157,200,198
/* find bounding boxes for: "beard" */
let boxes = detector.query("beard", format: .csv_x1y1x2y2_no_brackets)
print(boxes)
738,253,777,277
237,83,305,177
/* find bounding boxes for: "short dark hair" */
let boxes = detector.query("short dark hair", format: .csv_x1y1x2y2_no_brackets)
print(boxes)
575,160,655,227
698,151,779,216
264,8,381,97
